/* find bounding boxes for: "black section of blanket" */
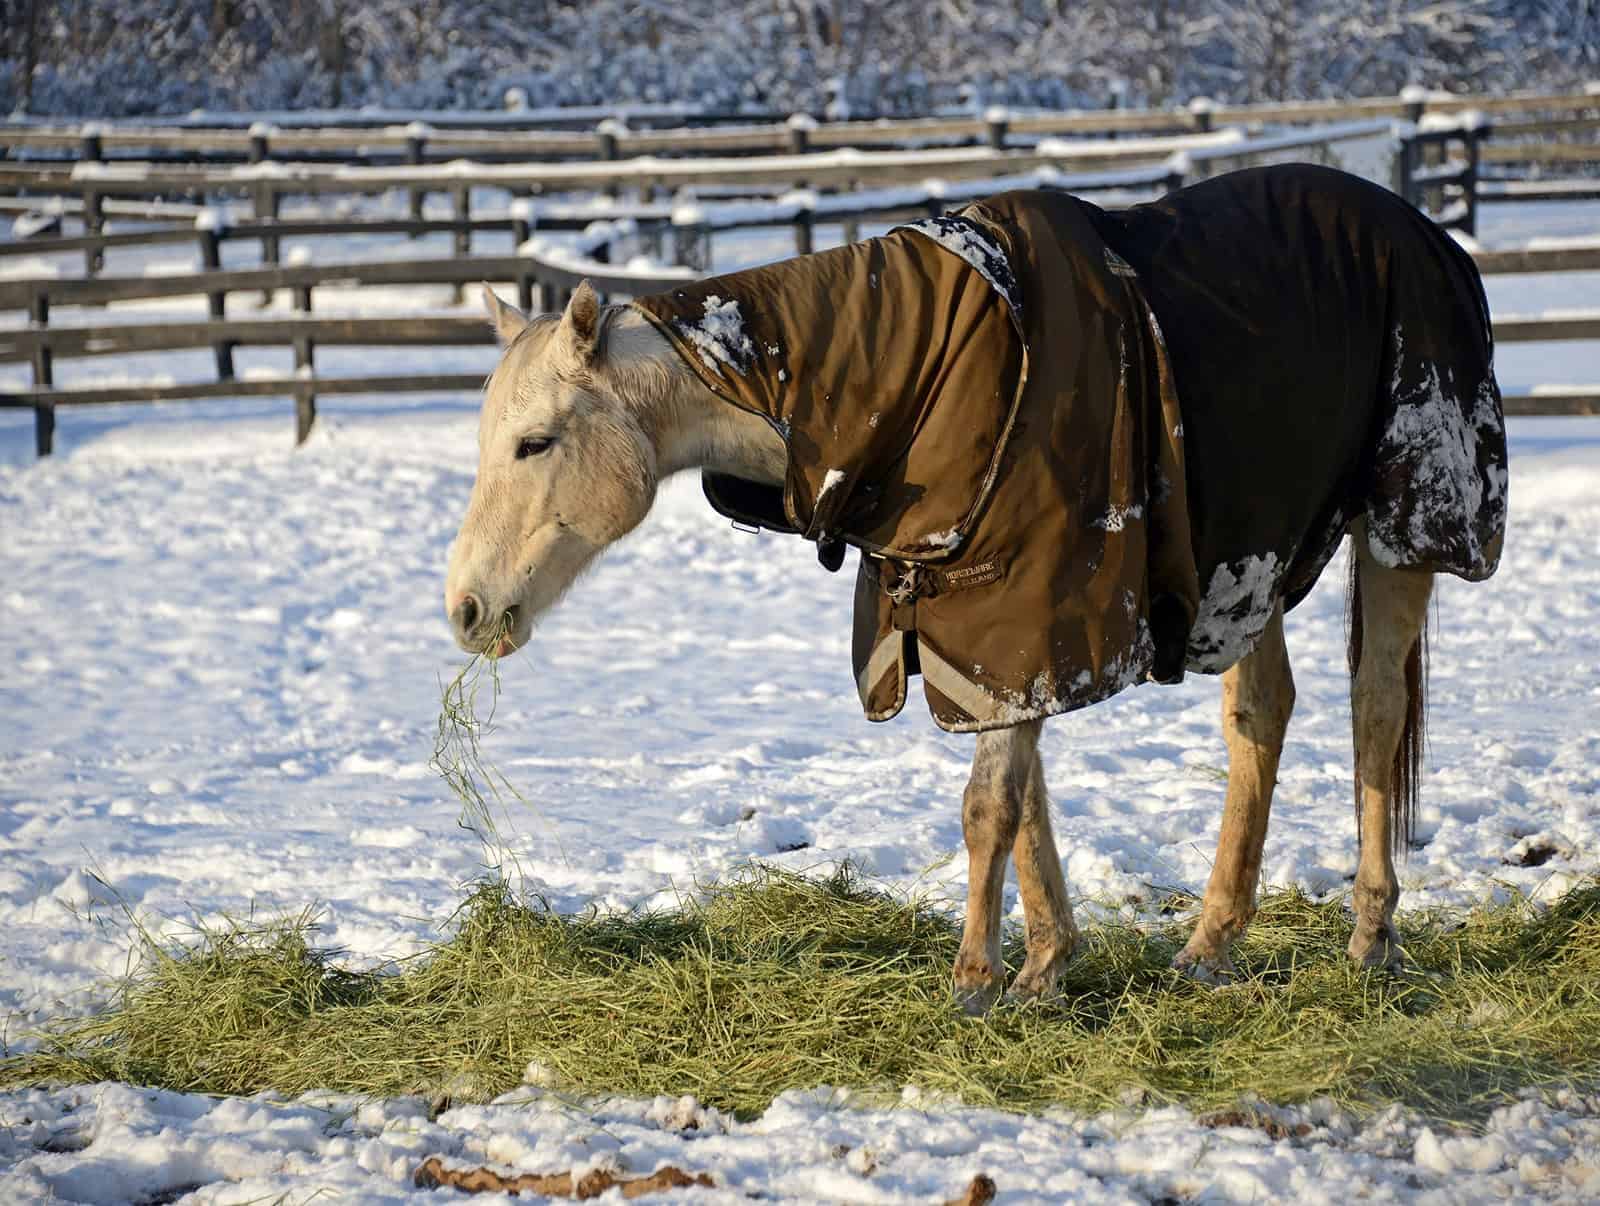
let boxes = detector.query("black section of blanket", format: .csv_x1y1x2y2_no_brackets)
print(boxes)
1082,163,1506,612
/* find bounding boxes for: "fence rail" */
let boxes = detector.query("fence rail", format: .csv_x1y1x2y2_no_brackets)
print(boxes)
3,86,1594,165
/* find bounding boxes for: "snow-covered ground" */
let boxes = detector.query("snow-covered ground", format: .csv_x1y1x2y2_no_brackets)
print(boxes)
1,198,1598,1202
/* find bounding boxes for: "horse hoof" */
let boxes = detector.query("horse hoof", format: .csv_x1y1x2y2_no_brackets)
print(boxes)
1172,945,1235,986
953,979,1003,1017
1005,951,1074,1006
1348,929,1405,973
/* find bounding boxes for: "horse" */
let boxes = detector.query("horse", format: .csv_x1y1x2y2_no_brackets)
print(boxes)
444,164,1506,1013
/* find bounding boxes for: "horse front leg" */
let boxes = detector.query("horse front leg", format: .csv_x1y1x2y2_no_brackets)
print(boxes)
952,720,1038,1014
1174,603,1295,982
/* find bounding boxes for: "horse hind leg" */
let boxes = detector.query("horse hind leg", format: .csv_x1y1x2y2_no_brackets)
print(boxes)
952,720,1037,1014
1174,603,1295,983
1347,518,1433,971
1007,744,1079,1002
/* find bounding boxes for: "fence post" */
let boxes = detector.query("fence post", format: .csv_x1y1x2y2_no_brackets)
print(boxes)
670,195,710,271
451,184,471,303
79,121,104,165
1423,136,1445,215
672,221,709,272
29,290,54,457
248,121,273,165
984,106,1009,150
793,194,815,256
291,277,316,445
1400,85,1427,126
71,124,102,281
405,121,430,231
1394,131,1416,206
1462,122,1486,238
195,210,235,380
1107,79,1127,141
509,198,535,311
1163,150,1190,194
786,113,815,156
595,118,624,200
254,183,280,304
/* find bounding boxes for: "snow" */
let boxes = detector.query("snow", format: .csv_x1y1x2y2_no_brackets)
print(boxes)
672,294,756,374
897,214,1022,314
1185,554,1284,673
1531,382,1600,393
1035,128,1245,158
2,409,1598,1204
1,196,1598,1201
191,207,230,233
1418,109,1489,134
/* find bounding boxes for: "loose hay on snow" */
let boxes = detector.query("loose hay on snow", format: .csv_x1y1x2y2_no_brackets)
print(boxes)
5,869,1599,1121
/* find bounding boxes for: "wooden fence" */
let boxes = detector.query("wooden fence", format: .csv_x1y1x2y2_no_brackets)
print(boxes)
3,85,1594,166
1397,110,1600,236
3,91,1595,457
0,119,1390,287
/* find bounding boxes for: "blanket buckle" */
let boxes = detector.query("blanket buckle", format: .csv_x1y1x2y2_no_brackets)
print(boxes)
886,563,923,606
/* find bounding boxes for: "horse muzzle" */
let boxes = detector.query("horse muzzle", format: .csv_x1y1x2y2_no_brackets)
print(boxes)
448,592,521,656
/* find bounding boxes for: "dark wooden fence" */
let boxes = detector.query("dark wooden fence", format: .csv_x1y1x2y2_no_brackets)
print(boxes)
3,90,1595,457
4,86,1594,166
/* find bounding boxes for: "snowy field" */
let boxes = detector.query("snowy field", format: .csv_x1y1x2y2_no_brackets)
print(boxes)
2,197,1599,1201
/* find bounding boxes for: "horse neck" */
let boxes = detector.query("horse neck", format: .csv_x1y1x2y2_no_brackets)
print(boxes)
606,306,787,487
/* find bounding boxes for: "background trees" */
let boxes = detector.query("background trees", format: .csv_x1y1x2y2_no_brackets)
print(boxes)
2,0,1595,117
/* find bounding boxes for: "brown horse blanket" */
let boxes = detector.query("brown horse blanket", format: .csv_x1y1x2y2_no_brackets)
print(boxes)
632,164,1507,732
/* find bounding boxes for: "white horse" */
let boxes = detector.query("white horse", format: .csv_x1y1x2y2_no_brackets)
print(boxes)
444,281,1432,1012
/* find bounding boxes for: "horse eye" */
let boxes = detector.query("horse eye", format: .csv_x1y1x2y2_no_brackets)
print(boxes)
516,436,555,459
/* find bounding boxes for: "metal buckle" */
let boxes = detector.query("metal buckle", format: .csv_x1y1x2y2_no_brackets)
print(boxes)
886,563,923,605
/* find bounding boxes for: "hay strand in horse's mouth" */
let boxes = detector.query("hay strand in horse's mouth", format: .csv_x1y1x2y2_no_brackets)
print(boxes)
432,612,541,877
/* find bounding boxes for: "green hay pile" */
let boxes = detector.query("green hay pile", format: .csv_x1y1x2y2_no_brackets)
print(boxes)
6,868,1599,1120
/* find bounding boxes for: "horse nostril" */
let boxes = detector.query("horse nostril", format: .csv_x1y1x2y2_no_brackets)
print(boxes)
452,593,482,639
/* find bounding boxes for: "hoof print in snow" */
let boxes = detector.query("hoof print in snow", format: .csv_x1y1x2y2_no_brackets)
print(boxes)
1200,1109,1314,1142
1503,834,1572,867
412,1156,714,1198
136,1186,210,1206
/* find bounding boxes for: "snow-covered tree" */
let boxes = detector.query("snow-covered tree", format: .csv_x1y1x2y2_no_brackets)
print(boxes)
2,1,1593,118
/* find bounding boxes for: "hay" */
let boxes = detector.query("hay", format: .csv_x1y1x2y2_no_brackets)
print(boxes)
6,868,1599,1121
431,616,543,877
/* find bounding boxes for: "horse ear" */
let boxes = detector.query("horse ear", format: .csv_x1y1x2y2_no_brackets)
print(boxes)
481,284,528,346
559,280,602,363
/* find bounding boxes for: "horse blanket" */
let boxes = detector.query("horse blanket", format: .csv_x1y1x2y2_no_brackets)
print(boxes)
632,164,1507,733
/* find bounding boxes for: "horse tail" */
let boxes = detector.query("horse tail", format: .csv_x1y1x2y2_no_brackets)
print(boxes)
1346,546,1429,858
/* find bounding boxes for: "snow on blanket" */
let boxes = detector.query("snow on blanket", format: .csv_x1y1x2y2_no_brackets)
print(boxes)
1,407,1599,1202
